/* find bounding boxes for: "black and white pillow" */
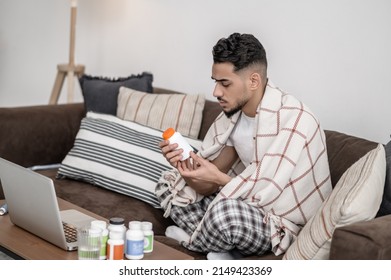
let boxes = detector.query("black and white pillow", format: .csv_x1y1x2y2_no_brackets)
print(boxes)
57,112,202,208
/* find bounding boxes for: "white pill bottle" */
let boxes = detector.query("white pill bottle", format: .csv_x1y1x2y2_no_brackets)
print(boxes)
107,217,127,254
141,221,154,253
162,128,194,161
125,221,144,260
106,230,124,260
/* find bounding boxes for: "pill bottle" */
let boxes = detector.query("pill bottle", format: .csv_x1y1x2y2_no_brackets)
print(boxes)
125,221,144,260
91,220,109,260
141,221,154,253
106,230,124,260
162,128,194,161
108,217,127,254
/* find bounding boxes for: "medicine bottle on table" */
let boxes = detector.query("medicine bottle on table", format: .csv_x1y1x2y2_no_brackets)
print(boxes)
125,221,144,260
141,221,154,253
108,217,127,254
162,128,194,161
91,220,109,260
107,230,124,260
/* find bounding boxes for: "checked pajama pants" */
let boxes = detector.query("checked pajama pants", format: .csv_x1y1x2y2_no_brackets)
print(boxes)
156,183,272,256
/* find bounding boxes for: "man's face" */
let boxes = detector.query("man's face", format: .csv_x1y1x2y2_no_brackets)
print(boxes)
211,62,251,118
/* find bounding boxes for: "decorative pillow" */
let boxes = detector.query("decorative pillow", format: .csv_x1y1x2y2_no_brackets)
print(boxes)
79,72,153,115
283,144,386,260
117,87,205,139
57,112,202,208
376,139,391,217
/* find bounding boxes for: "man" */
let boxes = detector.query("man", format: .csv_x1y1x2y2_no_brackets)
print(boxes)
156,33,332,259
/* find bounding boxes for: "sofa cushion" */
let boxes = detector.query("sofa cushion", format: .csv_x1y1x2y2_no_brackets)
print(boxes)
117,87,205,139
198,100,222,140
376,138,391,217
283,144,386,260
329,213,391,259
0,103,85,168
57,112,202,208
79,72,153,115
324,130,379,187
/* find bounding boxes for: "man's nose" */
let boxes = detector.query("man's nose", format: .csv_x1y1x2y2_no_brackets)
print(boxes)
213,84,222,98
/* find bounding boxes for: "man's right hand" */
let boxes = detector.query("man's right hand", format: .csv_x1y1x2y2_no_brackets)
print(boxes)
159,140,183,168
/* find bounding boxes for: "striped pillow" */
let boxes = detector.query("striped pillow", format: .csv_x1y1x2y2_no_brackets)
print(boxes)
116,87,205,139
283,144,386,259
57,112,202,208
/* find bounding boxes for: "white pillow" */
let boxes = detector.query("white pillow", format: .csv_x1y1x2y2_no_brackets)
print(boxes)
57,112,202,208
116,87,205,139
283,144,386,259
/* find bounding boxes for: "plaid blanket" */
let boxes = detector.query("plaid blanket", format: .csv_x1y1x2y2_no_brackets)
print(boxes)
157,81,332,255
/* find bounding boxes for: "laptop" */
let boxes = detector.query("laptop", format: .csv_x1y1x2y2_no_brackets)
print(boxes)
0,157,96,251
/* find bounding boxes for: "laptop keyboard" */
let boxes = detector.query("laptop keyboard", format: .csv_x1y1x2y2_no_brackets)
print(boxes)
62,222,77,243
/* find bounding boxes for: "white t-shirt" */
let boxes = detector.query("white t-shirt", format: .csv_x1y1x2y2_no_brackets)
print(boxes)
226,113,256,167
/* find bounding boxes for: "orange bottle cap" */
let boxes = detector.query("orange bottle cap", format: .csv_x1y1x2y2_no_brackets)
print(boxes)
162,128,175,140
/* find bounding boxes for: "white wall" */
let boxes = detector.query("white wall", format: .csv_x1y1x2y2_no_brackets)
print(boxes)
1,0,390,144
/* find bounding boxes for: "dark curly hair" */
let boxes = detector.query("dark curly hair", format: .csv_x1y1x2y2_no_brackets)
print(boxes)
212,33,267,77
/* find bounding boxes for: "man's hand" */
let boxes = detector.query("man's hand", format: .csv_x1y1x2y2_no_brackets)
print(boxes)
177,152,233,196
159,140,183,168
159,141,239,196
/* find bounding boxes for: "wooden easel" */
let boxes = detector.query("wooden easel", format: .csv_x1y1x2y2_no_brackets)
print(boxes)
49,0,85,104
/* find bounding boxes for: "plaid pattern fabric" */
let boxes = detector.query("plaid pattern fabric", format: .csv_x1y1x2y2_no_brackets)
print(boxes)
156,183,216,235
156,184,271,255
156,81,332,255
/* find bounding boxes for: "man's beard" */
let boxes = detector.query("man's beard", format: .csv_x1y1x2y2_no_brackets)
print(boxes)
223,105,242,118
222,97,247,118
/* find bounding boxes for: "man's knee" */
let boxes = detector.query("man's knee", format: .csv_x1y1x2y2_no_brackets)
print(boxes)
204,198,238,227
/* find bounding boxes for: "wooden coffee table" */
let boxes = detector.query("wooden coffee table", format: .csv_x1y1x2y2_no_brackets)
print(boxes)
0,199,193,260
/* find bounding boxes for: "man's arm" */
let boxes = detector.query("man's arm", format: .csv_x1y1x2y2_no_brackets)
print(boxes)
177,146,238,196
159,139,239,195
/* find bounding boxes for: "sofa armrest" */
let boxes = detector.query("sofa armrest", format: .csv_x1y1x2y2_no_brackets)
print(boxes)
330,215,391,259
0,103,85,167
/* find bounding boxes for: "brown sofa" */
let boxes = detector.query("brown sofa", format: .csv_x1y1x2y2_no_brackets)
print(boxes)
0,87,390,260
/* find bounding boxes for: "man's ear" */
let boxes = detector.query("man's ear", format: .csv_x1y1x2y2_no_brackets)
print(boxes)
249,72,261,90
